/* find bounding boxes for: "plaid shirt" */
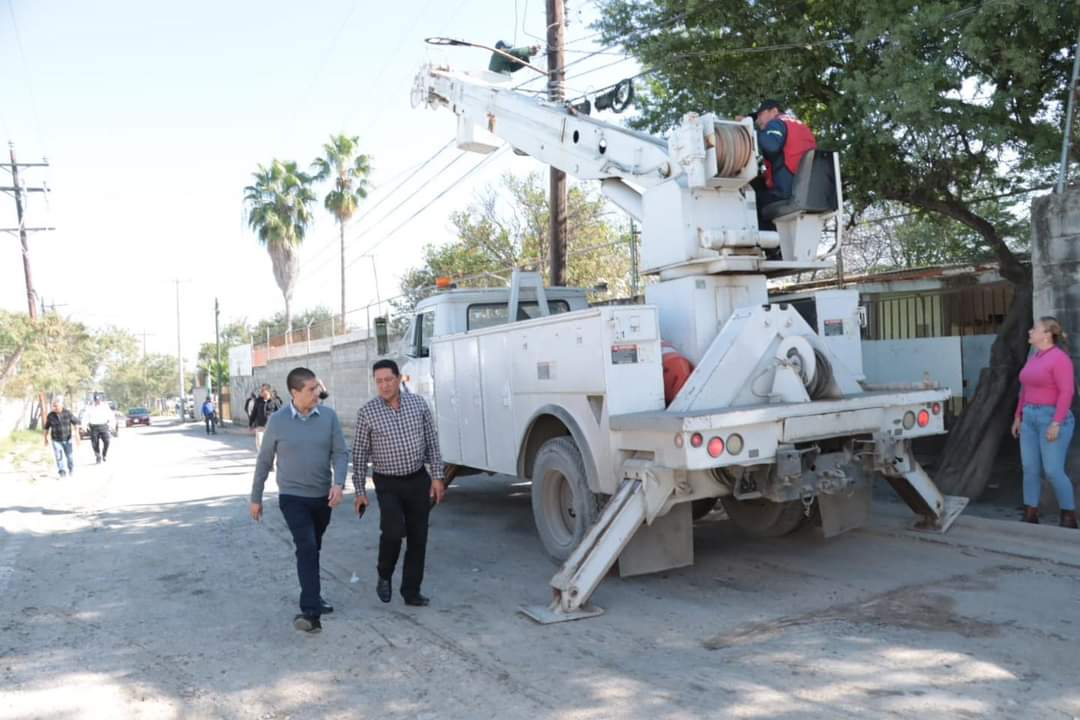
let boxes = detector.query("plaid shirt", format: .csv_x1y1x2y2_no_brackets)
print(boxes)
351,390,444,495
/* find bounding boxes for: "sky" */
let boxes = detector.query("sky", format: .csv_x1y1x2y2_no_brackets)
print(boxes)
0,0,639,366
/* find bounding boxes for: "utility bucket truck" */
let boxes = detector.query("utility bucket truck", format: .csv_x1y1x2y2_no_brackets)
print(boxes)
403,63,967,623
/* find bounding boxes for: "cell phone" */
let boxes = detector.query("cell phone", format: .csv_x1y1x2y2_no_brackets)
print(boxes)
356,503,366,519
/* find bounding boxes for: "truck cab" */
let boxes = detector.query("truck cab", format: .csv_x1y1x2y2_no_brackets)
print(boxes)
399,283,591,403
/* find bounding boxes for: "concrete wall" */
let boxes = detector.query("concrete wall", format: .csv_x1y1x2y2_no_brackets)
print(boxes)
1032,189,1080,352
0,397,34,435
229,333,404,438
1031,187,1080,514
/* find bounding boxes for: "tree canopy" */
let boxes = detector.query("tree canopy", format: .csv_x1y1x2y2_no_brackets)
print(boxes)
396,172,634,312
596,0,1077,282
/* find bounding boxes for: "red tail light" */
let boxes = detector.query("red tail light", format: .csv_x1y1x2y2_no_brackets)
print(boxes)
931,402,942,415
690,433,703,448
707,436,725,458
917,410,930,427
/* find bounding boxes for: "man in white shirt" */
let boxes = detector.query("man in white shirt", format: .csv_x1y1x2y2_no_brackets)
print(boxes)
85,395,114,463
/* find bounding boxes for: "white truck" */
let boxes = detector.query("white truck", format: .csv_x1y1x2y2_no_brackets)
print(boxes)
401,63,966,622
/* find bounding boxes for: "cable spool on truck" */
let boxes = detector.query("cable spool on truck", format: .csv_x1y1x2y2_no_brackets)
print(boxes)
399,60,968,623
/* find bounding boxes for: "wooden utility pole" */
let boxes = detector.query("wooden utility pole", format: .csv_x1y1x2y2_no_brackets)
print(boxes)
547,0,568,286
2,142,51,319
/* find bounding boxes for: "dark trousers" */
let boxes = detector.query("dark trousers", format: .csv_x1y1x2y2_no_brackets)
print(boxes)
89,424,110,459
750,174,790,233
204,415,217,434
278,494,332,617
374,468,431,597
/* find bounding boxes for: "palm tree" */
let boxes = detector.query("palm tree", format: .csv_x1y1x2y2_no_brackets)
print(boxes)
243,160,315,333
311,134,372,325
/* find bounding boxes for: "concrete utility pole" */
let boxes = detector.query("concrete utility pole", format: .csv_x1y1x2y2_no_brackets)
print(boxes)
1056,26,1080,194
547,0,568,286
214,297,223,420
175,280,185,419
2,142,51,319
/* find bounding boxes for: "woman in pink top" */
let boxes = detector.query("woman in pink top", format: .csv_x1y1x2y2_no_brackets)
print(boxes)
1010,316,1076,528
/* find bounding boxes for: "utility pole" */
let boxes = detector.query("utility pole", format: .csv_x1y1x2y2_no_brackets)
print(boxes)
547,0,568,286
214,297,223,421
175,280,186,420
629,219,640,298
2,142,51,319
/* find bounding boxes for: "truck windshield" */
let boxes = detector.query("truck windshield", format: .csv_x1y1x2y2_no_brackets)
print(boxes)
467,301,570,331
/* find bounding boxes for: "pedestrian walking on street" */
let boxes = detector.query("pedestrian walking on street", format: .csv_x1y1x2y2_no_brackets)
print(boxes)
351,359,445,607
85,395,113,463
250,367,348,633
1011,316,1077,528
43,397,80,477
249,384,281,452
202,397,217,435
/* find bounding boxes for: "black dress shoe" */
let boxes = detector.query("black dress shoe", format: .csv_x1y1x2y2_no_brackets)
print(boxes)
376,578,391,603
319,597,334,614
293,614,322,633
402,593,430,607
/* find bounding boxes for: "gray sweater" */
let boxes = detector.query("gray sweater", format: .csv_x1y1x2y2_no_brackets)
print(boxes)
250,404,348,504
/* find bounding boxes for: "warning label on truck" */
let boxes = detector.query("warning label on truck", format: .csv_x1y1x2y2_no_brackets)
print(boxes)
611,344,639,365
823,319,845,336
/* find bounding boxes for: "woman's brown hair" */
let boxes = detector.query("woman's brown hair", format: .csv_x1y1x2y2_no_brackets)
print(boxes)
1039,316,1070,353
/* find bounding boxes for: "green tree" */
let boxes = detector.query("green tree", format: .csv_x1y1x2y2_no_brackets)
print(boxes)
102,353,178,411
397,172,633,311
596,0,1077,497
0,310,101,400
311,134,373,323
243,160,316,333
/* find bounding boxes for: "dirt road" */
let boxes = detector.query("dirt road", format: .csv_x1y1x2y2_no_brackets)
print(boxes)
1,419,1077,719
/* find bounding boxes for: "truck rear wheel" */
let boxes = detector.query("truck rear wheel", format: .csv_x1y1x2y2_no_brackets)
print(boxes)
531,437,599,562
719,496,806,538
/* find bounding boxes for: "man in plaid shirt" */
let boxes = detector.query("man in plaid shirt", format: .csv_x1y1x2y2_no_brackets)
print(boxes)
352,358,445,606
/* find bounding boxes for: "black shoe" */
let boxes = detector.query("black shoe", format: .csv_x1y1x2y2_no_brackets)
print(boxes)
376,578,391,603
319,597,334,614
95,456,101,464
402,593,430,607
293,614,322,633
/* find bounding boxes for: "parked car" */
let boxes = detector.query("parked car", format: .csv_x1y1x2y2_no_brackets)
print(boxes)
77,401,121,439
125,407,151,427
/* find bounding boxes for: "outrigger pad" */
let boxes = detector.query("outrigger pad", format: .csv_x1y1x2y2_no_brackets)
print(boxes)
911,495,969,534
519,602,605,625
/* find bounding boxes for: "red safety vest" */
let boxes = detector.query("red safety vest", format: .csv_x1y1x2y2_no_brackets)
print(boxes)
764,115,817,190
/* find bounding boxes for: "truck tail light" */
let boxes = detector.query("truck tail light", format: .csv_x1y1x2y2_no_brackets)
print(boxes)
674,433,684,448
931,402,942,415
902,411,916,430
726,433,744,455
917,409,930,427
690,432,703,448
707,436,724,458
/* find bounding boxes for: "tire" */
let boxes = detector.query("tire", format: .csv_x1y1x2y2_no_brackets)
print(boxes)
719,496,806,538
691,497,719,521
530,437,599,562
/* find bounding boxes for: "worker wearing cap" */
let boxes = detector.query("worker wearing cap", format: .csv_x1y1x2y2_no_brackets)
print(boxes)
746,99,817,231
489,40,540,74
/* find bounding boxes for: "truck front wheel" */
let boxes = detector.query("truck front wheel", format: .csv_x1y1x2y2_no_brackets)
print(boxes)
531,437,599,562
719,496,806,538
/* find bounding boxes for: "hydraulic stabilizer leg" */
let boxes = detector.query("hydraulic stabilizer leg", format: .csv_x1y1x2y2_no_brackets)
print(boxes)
875,437,968,533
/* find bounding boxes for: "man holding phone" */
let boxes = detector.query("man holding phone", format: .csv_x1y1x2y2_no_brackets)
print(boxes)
250,367,348,634
351,359,445,607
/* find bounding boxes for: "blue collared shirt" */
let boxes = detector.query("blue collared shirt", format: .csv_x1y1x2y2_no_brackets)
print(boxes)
289,403,320,421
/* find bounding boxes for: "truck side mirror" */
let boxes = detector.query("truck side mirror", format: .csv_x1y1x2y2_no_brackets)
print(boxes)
374,316,389,355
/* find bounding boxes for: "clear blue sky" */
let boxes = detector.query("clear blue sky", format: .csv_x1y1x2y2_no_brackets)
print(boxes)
0,0,638,364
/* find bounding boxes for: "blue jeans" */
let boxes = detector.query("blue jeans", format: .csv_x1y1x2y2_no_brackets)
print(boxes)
1020,405,1076,511
278,494,332,618
51,439,74,474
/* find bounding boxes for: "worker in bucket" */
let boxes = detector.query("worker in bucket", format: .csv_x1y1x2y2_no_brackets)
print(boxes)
741,99,818,232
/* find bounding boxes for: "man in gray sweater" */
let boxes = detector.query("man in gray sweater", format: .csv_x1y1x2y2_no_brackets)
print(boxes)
250,367,347,634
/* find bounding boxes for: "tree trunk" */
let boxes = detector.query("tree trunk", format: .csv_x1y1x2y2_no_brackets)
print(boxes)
284,294,292,335
935,282,1032,498
339,223,346,327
